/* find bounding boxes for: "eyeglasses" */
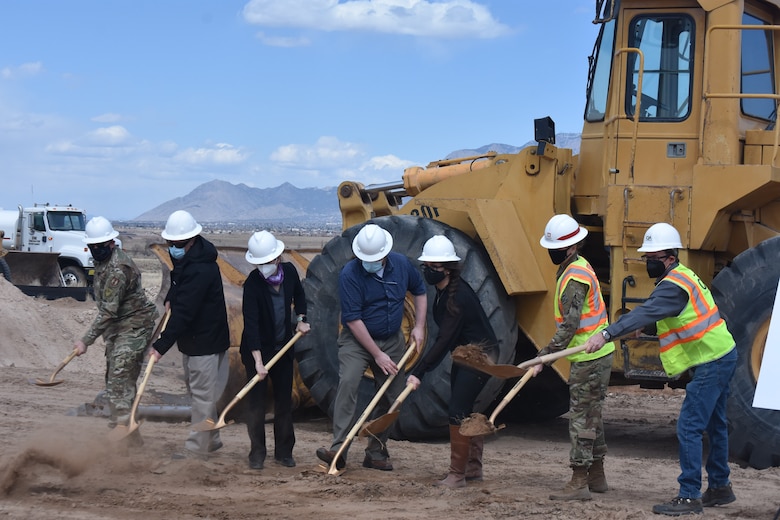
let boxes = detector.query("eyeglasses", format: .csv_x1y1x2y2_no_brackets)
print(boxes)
167,239,190,248
641,254,670,262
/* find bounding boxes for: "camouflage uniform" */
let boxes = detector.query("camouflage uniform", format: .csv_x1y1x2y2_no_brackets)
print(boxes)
82,247,158,426
538,257,613,467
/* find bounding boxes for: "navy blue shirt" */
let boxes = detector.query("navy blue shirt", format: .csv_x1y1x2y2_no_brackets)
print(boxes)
339,251,426,339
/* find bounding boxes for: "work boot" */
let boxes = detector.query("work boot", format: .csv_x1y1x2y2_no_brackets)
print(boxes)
588,458,608,493
435,425,469,489
702,483,736,507
651,496,703,516
549,465,592,501
465,435,484,482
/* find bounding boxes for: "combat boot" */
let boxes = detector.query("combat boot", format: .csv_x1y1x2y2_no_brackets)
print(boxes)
435,425,469,489
465,435,484,482
588,458,608,493
549,465,592,501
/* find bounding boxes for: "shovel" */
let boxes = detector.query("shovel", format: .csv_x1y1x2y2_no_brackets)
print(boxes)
459,345,588,436
107,309,171,442
359,381,415,438
29,348,79,387
452,343,589,379
322,340,417,476
190,331,304,432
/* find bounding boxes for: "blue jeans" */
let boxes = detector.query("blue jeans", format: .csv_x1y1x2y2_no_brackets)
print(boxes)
677,347,737,498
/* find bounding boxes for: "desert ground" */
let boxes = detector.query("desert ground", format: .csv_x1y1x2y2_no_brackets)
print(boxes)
0,229,778,520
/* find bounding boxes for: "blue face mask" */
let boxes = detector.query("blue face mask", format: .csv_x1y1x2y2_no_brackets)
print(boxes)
169,245,186,259
362,260,383,273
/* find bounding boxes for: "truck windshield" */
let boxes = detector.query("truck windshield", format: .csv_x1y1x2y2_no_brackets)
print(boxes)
47,211,86,231
585,18,616,122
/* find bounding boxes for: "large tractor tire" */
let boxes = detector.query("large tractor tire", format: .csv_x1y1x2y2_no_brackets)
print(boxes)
711,236,780,469
296,215,517,440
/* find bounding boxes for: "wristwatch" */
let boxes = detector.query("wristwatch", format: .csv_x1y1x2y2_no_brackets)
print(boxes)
601,329,611,341
297,315,308,323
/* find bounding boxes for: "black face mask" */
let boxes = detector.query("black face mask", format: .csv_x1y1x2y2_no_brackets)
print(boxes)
548,249,568,265
646,259,667,278
89,243,113,263
423,266,447,285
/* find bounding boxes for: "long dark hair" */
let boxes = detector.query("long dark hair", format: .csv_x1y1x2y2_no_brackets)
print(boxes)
443,261,462,316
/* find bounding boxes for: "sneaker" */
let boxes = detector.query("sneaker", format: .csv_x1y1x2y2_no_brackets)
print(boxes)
652,496,703,516
362,455,393,471
316,447,345,470
702,483,736,507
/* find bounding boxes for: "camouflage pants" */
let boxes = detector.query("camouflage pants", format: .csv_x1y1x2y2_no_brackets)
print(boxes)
568,353,613,467
104,322,155,423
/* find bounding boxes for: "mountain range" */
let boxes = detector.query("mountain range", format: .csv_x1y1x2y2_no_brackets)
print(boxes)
133,134,582,224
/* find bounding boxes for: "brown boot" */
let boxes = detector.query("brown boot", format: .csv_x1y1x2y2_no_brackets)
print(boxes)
588,458,608,493
465,435,484,482
549,466,592,501
435,425,469,489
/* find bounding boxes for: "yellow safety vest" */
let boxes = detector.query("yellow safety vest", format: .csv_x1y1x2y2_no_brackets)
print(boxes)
656,264,735,376
554,256,615,362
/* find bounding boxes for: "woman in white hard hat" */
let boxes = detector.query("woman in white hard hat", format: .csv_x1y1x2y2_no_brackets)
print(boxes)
536,214,615,501
407,235,499,489
240,230,310,470
583,222,737,516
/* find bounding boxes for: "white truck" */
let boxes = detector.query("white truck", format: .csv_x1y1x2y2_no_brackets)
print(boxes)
0,203,94,288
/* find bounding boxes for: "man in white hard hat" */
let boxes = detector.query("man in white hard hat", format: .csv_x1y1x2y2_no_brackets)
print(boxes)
583,222,737,516
150,210,230,461
316,223,426,472
536,214,615,501
74,216,158,443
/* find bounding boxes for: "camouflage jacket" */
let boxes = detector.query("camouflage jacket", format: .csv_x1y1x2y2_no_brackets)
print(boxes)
82,247,157,346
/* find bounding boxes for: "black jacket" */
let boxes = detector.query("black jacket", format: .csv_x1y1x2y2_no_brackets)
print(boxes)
153,235,230,356
240,262,306,356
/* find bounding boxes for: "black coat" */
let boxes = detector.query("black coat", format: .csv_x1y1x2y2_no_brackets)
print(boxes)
240,262,306,356
153,236,230,357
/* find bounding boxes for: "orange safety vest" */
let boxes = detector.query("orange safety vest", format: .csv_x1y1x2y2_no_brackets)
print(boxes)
554,256,615,362
656,264,735,376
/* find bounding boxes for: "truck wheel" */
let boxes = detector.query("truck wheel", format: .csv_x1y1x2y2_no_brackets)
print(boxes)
61,265,88,287
297,214,517,440
711,236,780,469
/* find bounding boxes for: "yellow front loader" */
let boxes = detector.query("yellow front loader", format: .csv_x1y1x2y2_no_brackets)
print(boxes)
296,0,780,469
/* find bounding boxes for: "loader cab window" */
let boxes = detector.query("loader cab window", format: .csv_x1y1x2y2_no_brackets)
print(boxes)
585,18,616,122
627,15,694,121
47,211,86,231
741,12,776,121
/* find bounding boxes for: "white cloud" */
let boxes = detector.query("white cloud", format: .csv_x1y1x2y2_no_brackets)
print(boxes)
174,143,250,165
242,0,510,39
361,154,414,171
87,125,132,146
270,136,362,168
1,61,44,80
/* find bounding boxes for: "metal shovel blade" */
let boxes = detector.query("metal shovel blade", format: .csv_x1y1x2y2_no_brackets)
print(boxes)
190,417,233,432
360,411,399,438
107,421,141,442
29,378,65,387
459,412,505,437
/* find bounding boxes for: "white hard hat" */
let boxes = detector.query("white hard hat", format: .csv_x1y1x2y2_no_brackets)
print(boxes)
638,223,683,252
418,235,461,262
352,224,393,261
539,214,588,250
84,216,119,245
245,230,285,265
161,210,202,241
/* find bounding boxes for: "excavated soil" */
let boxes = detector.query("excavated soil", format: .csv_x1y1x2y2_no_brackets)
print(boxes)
1,239,779,519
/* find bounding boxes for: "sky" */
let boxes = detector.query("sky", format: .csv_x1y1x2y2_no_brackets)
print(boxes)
0,0,600,220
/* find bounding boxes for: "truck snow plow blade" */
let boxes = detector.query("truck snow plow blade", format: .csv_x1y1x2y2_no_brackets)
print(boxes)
4,251,90,301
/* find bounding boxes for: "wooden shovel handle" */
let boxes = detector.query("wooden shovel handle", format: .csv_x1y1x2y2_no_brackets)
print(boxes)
328,340,417,474
215,331,304,423
517,344,588,369
126,310,171,424
388,382,415,414
488,369,534,423
48,349,79,382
